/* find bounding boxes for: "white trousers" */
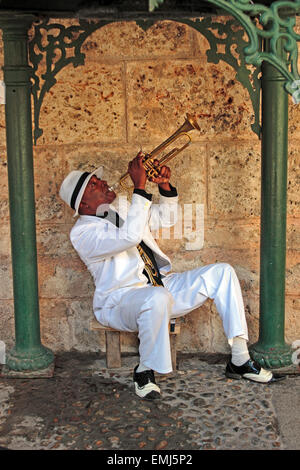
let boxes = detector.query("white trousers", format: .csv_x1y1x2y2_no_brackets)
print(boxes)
96,263,249,374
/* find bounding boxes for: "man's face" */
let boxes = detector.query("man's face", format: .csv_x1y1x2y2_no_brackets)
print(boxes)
79,175,116,215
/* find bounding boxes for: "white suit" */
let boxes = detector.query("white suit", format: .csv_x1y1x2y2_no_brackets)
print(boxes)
70,191,248,374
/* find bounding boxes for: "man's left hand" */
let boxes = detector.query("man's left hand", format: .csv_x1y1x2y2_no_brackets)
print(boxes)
150,162,171,191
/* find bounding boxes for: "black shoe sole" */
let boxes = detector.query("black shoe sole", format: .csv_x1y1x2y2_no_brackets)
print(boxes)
225,371,243,380
225,371,286,383
142,390,161,400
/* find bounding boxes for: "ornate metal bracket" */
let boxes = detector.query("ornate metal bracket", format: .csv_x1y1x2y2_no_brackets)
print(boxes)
181,16,262,137
151,0,300,102
29,16,261,142
29,0,300,144
29,18,109,144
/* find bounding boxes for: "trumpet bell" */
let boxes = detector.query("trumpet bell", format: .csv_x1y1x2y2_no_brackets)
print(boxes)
185,113,201,132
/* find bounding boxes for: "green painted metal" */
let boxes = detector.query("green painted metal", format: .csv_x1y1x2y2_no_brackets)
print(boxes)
249,34,292,368
152,0,300,101
149,0,165,12
206,1,300,99
0,16,54,371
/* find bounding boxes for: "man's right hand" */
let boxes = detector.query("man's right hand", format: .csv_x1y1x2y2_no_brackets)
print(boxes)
128,152,147,190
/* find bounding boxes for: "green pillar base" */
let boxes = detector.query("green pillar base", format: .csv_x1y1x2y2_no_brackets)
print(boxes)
1,361,54,379
249,342,293,369
5,345,54,372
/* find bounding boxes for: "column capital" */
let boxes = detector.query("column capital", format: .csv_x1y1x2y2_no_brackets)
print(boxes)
0,14,37,84
0,13,37,36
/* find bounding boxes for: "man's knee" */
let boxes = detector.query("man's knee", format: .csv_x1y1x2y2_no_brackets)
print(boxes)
211,263,236,283
153,287,173,308
218,262,232,271
144,287,173,318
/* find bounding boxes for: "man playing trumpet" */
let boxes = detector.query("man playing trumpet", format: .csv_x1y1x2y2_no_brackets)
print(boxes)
60,152,282,400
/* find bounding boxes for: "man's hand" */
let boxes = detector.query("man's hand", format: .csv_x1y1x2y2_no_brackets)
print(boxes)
128,152,147,190
150,161,172,191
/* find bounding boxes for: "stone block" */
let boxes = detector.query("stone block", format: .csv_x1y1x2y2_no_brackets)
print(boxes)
33,146,65,223
36,224,76,258
177,304,212,353
243,292,260,342
204,218,260,250
66,299,101,353
38,257,94,299
62,143,130,179
67,299,139,353
168,143,206,204
126,58,255,144
0,224,11,258
0,300,14,349
287,145,300,216
0,107,5,146
0,152,9,221
234,264,259,294
200,247,260,272
0,258,13,300
208,142,261,217
39,299,73,352
208,266,260,350
37,62,125,145
286,258,300,296
160,242,259,276
209,287,260,351
81,20,194,61
288,96,300,138
287,219,300,250
285,297,300,345
209,305,230,354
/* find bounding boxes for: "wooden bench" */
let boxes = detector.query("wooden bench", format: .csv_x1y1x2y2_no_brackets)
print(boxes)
90,318,180,371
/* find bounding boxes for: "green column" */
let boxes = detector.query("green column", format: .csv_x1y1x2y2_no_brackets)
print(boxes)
249,37,292,368
0,16,54,372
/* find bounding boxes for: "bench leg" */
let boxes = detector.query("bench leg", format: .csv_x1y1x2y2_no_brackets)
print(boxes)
105,331,121,368
170,334,177,371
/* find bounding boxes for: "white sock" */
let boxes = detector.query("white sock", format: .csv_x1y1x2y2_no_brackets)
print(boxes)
136,363,151,373
231,336,250,366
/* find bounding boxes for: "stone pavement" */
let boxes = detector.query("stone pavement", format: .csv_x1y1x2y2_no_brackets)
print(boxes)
0,352,299,452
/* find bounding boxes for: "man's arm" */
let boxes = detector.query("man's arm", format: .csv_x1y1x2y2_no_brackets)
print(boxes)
71,192,152,261
148,164,179,231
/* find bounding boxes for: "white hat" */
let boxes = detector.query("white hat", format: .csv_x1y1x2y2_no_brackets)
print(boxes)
59,166,103,216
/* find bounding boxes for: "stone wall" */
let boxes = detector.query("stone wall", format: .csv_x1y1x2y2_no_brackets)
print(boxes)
0,17,299,356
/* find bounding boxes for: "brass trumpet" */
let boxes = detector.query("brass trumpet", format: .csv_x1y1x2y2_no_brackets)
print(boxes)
116,113,206,190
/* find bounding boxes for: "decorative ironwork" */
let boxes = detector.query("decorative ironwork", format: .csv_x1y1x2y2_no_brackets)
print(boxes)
29,0,300,143
29,18,109,144
182,16,262,136
151,0,300,102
